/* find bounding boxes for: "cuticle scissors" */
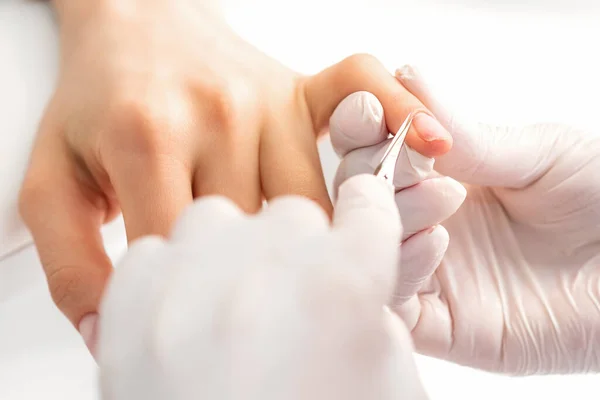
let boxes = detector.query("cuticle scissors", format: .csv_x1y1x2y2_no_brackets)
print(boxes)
373,110,423,181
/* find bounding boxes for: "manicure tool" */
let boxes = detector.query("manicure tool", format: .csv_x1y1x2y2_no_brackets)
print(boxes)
373,111,421,181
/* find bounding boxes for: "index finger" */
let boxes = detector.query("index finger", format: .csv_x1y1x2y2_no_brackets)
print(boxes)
19,135,111,335
304,54,453,159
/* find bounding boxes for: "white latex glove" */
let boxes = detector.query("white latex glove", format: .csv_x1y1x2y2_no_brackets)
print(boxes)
330,66,600,375
97,175,428,400
330,92,467,318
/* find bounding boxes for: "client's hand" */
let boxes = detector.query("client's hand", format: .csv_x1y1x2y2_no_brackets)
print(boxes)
331,66,600,375
97,175,428,400
18,0,452,347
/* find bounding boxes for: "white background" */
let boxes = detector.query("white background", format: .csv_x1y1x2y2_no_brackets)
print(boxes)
1,0,599,398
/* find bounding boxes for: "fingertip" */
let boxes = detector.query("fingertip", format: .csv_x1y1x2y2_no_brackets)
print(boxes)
395,176,466,239
330,91,388,157
393,225,448,310
394,67,453,158
393,145,435,189
429,224,450,248
401,224,450,264
405,135,453,159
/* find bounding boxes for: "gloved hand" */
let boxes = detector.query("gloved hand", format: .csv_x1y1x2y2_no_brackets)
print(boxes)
330,66,600,375
97,175,428,400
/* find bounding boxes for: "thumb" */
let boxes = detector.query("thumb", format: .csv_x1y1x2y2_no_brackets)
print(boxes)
333,175,401,304
20,138,111,354
328,91,388,158
396,65,570,188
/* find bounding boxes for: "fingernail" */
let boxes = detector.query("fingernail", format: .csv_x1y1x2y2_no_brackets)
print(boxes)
412,113,451,142
79,313,99,357
395,65,420,81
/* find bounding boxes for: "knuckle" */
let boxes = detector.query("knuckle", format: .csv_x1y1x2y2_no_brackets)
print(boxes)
106,97,172,159
202,80,247,132
340,53,382,75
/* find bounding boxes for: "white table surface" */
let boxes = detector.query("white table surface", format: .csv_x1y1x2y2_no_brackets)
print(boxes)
1,0,599,398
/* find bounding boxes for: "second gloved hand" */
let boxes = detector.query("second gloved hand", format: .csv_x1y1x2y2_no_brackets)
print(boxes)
330,91,467,322
330,66,600,375
97,175,428,400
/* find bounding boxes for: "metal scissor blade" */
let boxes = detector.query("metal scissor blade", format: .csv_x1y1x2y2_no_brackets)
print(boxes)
373,111,421,181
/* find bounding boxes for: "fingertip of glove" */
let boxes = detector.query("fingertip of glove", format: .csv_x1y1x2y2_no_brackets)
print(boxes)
442,177,467,204
426,225,450,253
337,174,396,212
330,91,387,156
393,145,436,189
